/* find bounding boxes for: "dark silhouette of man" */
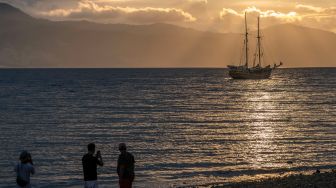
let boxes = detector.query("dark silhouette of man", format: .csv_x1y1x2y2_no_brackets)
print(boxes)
117,143,135,188
82,143,104,188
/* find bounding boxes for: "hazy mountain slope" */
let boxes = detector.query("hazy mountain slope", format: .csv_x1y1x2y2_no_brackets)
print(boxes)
0,3,335,68
261,24,336,67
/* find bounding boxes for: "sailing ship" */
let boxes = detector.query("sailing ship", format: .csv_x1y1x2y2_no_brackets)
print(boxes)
228,13,282,79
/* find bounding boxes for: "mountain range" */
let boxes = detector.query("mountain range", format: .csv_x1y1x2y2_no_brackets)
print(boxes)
0,3,335,68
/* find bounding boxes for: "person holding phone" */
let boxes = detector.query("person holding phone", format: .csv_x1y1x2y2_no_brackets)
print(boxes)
82,143,104,188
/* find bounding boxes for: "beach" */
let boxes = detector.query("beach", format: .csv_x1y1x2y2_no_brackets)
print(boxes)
210,170,336,188
178,170,336,188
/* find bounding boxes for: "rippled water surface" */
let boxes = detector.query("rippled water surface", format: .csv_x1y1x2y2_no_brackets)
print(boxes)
0,68,335,187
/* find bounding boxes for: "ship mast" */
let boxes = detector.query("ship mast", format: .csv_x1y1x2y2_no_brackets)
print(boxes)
244,12,249,67
257,16,261,67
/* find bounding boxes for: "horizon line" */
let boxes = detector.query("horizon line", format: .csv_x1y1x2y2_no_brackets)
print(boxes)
0,67,335,69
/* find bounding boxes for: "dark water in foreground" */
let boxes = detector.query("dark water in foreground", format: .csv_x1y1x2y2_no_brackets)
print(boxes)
0,68,335,187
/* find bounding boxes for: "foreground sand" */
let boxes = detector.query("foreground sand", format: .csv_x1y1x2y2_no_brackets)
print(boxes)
212,170,336,188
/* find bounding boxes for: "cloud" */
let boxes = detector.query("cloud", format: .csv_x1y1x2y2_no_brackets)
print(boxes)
1,0,335,33
294,4,336,32
295,4,336,16
216,7,301,32
39,0,196,24
215,5,336,33
220,6,300,22
186,0,208,14
296,4,324,13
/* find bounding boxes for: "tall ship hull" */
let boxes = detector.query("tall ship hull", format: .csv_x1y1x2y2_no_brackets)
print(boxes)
228,67,272,79
228,13,282,79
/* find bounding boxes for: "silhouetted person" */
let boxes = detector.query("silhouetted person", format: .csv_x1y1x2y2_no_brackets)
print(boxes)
117,143,135,188
15,151,35,188
82,143,104,188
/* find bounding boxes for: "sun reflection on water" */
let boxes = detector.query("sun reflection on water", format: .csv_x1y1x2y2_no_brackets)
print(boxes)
245,82,278,168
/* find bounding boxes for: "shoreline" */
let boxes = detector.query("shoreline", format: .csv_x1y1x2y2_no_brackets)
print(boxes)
177,169,336,188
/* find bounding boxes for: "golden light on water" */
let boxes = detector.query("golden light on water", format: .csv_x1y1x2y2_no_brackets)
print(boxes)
247,91,277,168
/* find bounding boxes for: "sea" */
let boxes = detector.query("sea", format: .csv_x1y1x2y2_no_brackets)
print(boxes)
0,68,335,188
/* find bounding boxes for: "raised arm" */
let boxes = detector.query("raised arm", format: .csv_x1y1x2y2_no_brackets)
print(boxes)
96,151,104,166
98,157,104,166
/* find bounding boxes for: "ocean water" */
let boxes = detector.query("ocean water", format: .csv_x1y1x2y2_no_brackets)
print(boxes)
0,68,335,188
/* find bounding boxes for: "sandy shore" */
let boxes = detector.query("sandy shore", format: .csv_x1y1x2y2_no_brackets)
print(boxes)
213,170,336,188
177,170,336,188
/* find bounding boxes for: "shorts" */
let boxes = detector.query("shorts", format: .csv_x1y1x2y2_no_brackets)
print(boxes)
84,180,98,188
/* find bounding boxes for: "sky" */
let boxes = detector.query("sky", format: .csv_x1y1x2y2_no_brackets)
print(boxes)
1,0,336,33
